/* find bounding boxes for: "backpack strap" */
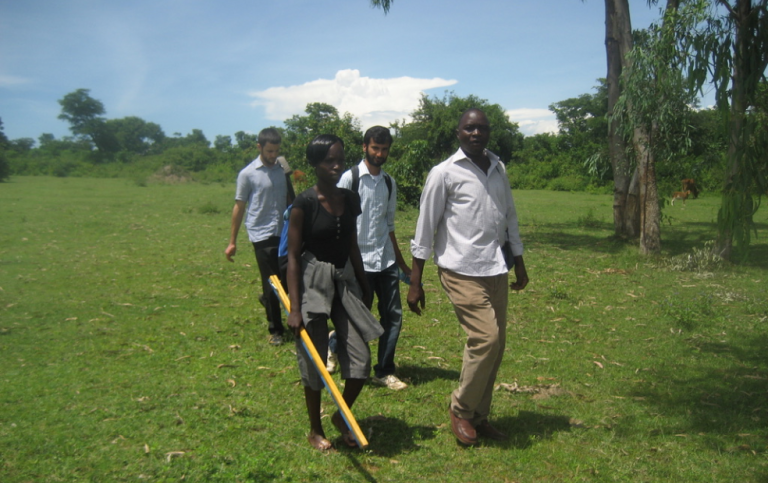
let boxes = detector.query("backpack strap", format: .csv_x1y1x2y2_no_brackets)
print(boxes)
383,173,392,200
301,189,320,242
351,164,392,200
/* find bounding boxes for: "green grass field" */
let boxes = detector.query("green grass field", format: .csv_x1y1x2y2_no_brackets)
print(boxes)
1,176,766,482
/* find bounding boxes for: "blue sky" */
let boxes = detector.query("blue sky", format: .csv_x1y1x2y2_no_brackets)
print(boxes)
1,0,698,144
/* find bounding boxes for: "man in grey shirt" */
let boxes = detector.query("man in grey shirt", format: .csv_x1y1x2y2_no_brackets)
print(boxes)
407,109,529,445
225,128,292,346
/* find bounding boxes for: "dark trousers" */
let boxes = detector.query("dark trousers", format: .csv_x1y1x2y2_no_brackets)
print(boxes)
252,237,284,335
366,263,403,378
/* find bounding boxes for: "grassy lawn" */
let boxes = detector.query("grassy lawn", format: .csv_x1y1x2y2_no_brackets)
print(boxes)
1,176,766,482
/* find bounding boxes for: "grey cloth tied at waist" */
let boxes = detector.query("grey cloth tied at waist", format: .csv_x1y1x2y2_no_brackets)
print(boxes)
300,251,383,343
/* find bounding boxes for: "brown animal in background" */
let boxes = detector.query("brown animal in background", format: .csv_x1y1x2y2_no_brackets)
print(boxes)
671,190,691,206
681,178,699,198
292,169,306,184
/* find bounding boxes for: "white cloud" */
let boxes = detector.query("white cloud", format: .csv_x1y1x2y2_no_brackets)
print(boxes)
249,69,457,130
506,108,559,136
0,75,31,87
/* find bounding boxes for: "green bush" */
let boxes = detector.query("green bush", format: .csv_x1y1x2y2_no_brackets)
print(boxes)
0,151,9,182
194,162,238,184
197,200,222,214
386,140,431,208
548,175,587,191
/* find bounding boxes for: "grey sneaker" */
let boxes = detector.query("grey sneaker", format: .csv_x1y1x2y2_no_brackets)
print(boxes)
371,374,407,390
268,334,284,346
326,349,338,374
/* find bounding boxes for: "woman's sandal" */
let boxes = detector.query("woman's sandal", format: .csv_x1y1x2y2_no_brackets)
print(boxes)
307,431,333,451
331,412,358,448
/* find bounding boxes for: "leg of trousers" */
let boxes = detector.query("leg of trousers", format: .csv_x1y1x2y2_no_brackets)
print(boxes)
439,268,508,425
366,264,403,378
252,237,284,335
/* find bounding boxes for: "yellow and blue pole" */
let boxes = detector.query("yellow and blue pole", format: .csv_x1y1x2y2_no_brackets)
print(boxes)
268,275,368,449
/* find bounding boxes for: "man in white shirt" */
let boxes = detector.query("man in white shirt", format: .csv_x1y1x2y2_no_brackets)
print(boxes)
407,109,529,445
225,128,292,346
338,126,411,390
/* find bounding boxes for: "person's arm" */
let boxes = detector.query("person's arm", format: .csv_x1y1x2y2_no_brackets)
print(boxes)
286,206,305,336
385,178,410,275
389,231,410,276
225,200,247,262
406,256,426,315
510,256,529,291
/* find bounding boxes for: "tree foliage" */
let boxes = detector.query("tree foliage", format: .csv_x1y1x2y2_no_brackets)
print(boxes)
57,88,115,153
396,91,523,165
282,102,363,174
369,0,393,13
0,118,10,182
614,0,702,254
106,116,165,155
682,0,768,258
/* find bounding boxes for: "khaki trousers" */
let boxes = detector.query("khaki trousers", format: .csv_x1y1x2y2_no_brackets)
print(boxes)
439,268,508,425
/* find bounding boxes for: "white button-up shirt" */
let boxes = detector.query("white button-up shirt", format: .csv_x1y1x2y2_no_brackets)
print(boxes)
338,161,397,272
235,155,288,243
411,148,523,277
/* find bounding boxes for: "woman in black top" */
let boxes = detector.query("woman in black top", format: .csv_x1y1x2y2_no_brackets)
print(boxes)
286,134,374,451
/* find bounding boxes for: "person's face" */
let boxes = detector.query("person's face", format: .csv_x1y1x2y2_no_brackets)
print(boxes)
316,141,345,184
456,110,491,158
363,139,391,168
257,142,281,166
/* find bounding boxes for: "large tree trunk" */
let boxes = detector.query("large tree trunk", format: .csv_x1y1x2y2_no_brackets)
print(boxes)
636,0,680,255
605,0,640,237
636,126,661,254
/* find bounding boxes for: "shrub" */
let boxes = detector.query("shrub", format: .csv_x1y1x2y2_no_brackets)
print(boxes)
548,175,587,192
576,207,603,229
197,201,222,215
0,151,9,182
658,241,726,272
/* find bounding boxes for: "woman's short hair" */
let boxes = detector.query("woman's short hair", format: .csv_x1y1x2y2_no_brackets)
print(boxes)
306,134,344,167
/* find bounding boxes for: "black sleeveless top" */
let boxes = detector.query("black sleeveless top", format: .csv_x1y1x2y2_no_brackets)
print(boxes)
293,188,361,268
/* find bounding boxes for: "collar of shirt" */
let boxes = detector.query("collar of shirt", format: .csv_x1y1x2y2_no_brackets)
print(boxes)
252,155,283,171
356,160,381,181
447,148,502,176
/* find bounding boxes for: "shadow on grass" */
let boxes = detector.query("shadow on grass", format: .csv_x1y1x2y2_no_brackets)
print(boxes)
492,411,574,450
354,416,437,457
528,219,768,271
347,411,573,457
396,364,460,386
628,332,768,454
527,226,630,255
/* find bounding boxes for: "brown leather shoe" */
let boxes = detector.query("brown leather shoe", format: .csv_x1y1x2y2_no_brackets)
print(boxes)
449,409,477,445
476,420,507,441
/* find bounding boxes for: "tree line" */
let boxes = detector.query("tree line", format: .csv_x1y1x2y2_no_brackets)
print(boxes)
1,85,730,205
